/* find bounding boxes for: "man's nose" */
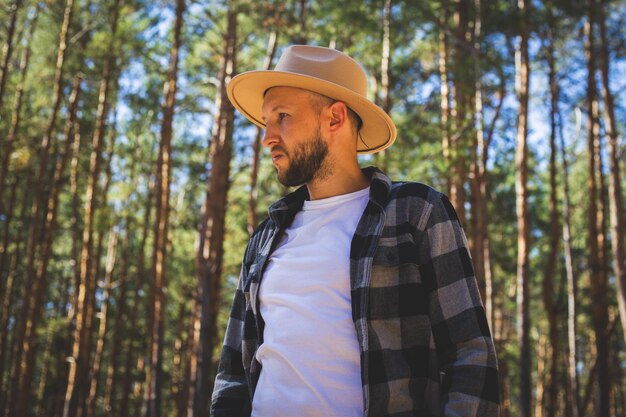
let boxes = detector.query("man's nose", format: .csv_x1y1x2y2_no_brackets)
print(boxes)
262,123,278,148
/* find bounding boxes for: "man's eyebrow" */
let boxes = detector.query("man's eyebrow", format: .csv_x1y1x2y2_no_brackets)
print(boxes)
261,105,287,122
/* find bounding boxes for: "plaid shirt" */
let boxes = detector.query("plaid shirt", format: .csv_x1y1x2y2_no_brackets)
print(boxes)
211,167,499,417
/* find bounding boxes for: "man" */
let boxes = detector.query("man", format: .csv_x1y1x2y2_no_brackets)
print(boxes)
211,45,499,417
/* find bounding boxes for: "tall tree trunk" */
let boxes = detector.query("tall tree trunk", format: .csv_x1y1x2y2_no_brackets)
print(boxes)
145,1,184,416
63,2,119,415
598,0,626,349
0,0,21,115
535,334,547,417
514,1,532,416
584,3,610,416
194,6,237,416
103,192,134,417
544,13,561,417
373,0,392,171
449,0,472,228
184,290,200,417
248,30,279,235
171,301,187,417
0,177,18,379
0,173,29,417
54,102,85,417
85,226,118,417
469,0,494,315
291,0,308,44
438,3,452,197
561,109,580,417
0,176,20,414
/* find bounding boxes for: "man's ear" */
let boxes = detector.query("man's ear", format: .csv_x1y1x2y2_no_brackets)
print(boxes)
327,101,348,132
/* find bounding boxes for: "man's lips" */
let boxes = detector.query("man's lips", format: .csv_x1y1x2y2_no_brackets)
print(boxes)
270,147,287,164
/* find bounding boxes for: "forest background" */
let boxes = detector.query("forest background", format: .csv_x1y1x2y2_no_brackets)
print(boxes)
0,0,625,416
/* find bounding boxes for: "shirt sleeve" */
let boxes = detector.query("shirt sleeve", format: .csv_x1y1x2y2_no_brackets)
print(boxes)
210,262,252,417
419,193,500,417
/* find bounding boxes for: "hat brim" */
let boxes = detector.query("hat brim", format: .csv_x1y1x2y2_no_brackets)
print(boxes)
227,70,397,154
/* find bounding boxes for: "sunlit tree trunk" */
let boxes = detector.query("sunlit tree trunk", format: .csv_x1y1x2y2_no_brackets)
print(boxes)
438,3,451,196
374,0,392,170
103,217,131,417
544,12,561,417
584,3,610,416
598,0,626,349
561,106,580,417
184,289,200,417
0,172,30,416
63,2,119,415
449,0,472,228
145,1,184,415
85,226,118,417
514,1,531,416
291,0,308,44
248,30,279,235
194,6,236,416
535,334,547,417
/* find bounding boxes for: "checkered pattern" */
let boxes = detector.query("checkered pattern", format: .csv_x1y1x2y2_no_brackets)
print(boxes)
211,167,499,417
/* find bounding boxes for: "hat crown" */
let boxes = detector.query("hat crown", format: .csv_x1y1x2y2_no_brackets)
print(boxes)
274,45,368,98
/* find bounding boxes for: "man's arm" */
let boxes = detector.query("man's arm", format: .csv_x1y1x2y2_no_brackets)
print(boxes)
211,269,252,417
420,193,500,417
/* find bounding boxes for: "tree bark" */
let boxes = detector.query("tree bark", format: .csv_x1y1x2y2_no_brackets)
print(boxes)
438,3,452,197
194,6,237,416
248,30,279,236
584,2,610,415
514,1,532,416
561,106,580,417
63,2,119,415
85,226,118,417
0,175,21,413
544,13,562,417
184,290,200,417
374,0,392,171
598,0,626,350
144,1,184,416
449,0,472,228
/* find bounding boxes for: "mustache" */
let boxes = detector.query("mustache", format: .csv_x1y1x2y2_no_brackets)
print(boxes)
270,145,288,155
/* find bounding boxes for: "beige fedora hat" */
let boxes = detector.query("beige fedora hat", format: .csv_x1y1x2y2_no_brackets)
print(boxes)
227,45,397,154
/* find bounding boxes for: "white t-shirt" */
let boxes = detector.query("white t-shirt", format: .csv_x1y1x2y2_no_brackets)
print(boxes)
251,187,370,417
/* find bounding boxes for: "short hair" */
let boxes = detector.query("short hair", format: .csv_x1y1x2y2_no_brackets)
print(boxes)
307,91,363,136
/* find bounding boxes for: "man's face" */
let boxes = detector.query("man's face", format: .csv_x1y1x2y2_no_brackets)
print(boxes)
261,87,332,187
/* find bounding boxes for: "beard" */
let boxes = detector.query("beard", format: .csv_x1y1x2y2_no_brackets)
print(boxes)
274,128,331,187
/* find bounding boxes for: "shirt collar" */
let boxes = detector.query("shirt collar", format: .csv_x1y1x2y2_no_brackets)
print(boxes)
268,166,391,228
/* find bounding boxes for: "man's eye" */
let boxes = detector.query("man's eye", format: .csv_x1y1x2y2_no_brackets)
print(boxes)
278,113,288,122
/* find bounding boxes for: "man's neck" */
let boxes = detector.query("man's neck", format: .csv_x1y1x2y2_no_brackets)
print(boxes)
305,164,369,200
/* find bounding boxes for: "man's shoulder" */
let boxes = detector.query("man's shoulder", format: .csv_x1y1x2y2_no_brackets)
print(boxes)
388,180,444,204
